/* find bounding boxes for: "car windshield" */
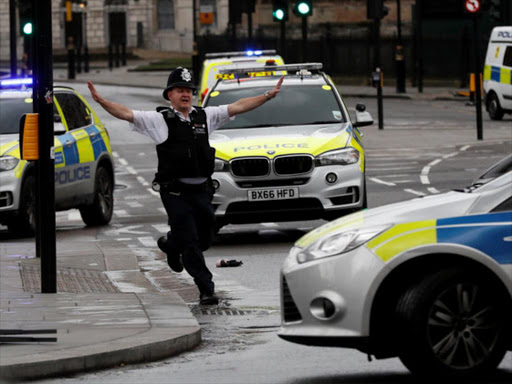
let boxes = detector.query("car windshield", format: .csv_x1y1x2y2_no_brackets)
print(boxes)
205,84,346,129
0,97,33,134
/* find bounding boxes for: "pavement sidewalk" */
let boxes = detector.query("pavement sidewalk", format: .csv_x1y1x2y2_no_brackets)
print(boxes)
0,240,201,381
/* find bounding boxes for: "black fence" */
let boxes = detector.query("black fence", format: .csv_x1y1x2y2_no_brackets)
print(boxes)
197,26,490,87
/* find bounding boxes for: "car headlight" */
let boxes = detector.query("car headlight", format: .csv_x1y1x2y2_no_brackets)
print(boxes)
0,156,20,172
297,225,390,264
214,158,229,172
315,148,359,166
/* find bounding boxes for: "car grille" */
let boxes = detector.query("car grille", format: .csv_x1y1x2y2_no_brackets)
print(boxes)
282,276,302,323
231,158,269,177
275,156,313,175
235,178,309,188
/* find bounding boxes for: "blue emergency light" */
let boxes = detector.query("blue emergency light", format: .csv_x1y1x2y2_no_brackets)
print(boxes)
0,78,33,87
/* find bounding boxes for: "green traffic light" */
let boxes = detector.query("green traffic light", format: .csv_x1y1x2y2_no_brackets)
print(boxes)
297,2,310,15
273,9,285,21
23,22,33,35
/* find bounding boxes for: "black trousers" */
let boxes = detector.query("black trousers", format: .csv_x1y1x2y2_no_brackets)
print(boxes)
159,185,216,295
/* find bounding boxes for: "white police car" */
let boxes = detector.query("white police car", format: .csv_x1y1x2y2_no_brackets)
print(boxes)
199,49,285,105
0,78,115,235
279,160,512,377
203,63,372,230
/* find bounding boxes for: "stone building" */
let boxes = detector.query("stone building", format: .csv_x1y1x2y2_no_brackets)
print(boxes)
1,0,416,61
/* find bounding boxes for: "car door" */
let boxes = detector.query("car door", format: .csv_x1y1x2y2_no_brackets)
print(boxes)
53,91,95,208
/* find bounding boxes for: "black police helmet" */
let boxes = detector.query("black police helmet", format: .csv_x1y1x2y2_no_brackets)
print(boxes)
163,67,197,100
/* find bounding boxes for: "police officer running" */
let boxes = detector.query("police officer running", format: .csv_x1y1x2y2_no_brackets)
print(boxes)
87,68,283,305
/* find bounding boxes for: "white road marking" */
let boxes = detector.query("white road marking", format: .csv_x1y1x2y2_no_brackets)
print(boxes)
138,236,156,247
118,158,128,166
152,224,169,233
460,145,471,151
67,211,81,221
126,201,143,208
370,166,417,171
126,166,137,175
137,176,150,186
428,187,440,194
369,177,396,186
114,209,129,217
403,188,426,196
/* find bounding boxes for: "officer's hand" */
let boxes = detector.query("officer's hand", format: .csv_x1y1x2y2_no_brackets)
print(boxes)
267,76,284,100
87,81,101,103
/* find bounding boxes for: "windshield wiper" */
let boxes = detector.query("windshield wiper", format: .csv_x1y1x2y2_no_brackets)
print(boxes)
307,121,341,125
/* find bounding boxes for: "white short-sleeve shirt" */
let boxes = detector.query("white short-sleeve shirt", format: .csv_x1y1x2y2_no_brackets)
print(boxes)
129,105,234,184
129,105,233,144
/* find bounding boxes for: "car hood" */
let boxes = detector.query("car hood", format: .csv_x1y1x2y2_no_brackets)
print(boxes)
210,123,352,160
0,136,20,157
295,191,479,248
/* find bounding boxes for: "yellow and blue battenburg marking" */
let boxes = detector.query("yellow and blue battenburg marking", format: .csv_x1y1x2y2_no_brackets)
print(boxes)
368,211,512,264
484,64,512,85
55,125,108,166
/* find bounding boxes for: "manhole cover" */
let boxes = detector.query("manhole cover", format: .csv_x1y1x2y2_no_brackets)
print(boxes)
189,305,271,316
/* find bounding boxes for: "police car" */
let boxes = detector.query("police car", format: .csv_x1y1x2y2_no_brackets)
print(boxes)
0,78,115,235
203,63,372,230
199,50,285,105
279,161,512,377
483,26,512,120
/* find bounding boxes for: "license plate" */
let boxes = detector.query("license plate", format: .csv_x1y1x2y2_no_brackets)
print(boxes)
247,187,299,201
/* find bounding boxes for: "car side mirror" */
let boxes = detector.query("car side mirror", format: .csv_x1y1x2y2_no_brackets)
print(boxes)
353,110,374,128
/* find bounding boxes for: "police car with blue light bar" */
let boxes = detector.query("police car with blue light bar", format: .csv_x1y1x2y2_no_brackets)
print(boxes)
203,62,374,230
279,155,512,377
0,78,115,235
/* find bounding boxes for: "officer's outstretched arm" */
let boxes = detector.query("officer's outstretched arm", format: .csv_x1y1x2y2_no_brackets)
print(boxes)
87,81,134,123
227,76,283,117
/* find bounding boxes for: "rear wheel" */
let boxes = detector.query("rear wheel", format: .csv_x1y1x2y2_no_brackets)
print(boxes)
395,268,509,377
8,174,36,236
487,92,504,120
80,166,114,226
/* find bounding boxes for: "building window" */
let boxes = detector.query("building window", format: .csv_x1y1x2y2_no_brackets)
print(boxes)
158,0,175,30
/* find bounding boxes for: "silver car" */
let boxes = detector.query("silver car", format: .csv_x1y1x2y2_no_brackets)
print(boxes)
279,163,512,377
203,63,373,230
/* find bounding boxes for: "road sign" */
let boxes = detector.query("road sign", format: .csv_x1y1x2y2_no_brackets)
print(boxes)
465,0,480,14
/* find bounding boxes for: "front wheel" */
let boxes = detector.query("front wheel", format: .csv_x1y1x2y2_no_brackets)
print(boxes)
395,268,509,378
487,92,504,120
80,166,114,226
8,174,36,236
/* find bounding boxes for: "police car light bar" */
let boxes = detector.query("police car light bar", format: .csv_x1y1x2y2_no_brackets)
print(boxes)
219,63,323,76
205,50,277,59
0,78,33,87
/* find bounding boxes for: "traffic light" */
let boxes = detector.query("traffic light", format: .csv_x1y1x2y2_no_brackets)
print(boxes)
273,0,288,22
18,0,33,35
293,1,313,17
367,0,389,20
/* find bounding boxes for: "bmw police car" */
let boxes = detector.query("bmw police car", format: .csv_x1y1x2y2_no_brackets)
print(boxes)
0,78,115,235
203,63,373,229
199,49,285,105
279,161,512,377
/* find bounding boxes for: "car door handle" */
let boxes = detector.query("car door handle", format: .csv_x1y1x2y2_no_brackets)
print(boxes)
65,140,73,146
504,236,512,242
90,132,98,138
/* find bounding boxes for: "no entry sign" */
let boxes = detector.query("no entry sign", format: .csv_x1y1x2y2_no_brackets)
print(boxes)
465,0,481,14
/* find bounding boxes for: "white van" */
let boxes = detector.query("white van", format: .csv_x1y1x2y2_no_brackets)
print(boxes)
483,26,512,120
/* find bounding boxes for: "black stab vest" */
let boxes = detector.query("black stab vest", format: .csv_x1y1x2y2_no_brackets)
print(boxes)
155,107,215,182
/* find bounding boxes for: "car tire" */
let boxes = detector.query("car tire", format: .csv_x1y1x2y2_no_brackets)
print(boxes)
395,268,509,378
487,92,504,120
8,174,36,236
80,166,114,226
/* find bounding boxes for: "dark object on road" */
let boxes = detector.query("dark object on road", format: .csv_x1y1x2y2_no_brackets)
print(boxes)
216,259,243,267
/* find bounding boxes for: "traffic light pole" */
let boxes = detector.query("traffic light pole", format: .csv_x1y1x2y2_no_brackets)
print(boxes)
472,14,483,140
395,0,406,93
9,0,17,76
32,0,57,293
280,19,286,57
301,16,308,61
